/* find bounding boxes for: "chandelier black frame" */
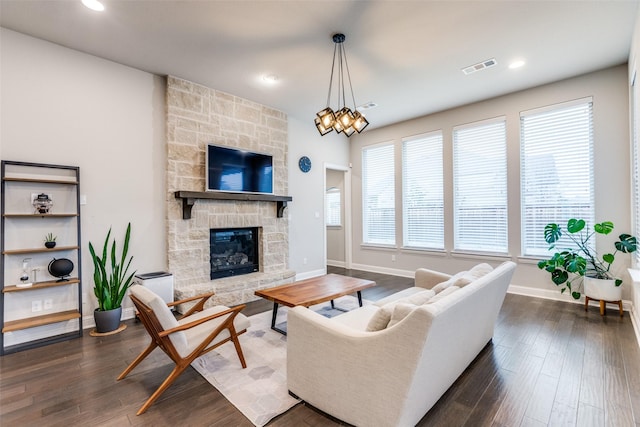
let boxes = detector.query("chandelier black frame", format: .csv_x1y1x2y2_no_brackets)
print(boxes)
314,33,369,137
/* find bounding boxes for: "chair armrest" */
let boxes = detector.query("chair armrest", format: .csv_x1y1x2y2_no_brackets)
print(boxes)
159,304,245,336
168,292,216,317
415,268,451,289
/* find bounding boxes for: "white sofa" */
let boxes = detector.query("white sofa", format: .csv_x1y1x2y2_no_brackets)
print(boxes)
287,261,516,427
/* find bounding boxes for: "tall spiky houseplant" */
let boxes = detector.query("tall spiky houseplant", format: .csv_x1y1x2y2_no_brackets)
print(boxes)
89,223,135,332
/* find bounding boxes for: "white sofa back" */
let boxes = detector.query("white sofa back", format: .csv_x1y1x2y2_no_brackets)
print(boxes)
287,261,516,427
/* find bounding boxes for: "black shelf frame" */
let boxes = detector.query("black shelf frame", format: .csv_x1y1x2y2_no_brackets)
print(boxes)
1,160,83,355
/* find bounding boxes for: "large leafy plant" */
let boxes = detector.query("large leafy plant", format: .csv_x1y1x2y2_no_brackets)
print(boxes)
537,219,637,299
89,223,136,311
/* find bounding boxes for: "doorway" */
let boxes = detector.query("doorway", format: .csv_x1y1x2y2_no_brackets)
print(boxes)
324,164,351,270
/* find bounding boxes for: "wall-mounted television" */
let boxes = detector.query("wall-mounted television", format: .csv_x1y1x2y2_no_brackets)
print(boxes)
206,144,273,194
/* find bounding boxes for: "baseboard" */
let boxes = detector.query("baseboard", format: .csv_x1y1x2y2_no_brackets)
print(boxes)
327,259,346,268
507,284,633,311
295,268,326,281
631,305,640,349
349,263,414,278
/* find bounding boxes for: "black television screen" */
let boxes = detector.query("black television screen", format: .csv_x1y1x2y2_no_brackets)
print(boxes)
206,145,273,194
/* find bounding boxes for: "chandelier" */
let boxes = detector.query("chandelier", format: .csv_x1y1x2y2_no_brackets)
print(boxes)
315,33,369,137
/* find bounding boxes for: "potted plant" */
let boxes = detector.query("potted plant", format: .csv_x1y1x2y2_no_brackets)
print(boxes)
537,219,637,300
44,233,56,249
88,223,136,333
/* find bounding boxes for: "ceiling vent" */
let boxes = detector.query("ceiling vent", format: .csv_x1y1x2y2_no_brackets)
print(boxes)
462,58,497,75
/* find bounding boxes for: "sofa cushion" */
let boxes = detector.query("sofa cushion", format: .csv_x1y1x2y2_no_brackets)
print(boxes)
387,303,417,328
365,303,395,331
366,289,436,331
467,263,493,279
432,271,470,293
332,304,380,330
426,285,460,303
374,287,431,307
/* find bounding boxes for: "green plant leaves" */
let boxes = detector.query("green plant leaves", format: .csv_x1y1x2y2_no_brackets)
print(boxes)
88,223,135,311
544,223,562,244
567,218,586,233
551,269,568,285
615,234,638,253
594,221,614,235
602,253,615,264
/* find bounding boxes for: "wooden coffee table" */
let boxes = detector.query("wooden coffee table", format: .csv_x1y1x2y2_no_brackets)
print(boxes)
254,273,376,334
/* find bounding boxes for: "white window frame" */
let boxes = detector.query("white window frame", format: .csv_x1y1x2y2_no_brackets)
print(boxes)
520,97,594,258
325,187,342,227
362,141,396,247
401,131,444,250
453,117,508,254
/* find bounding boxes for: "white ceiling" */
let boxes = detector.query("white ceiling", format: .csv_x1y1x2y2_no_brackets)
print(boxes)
1,0,638,130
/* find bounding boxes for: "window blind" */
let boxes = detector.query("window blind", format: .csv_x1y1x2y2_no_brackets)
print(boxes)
453,118,508,253
326,188,341,226
631,77,640,266
402,132,444,249
520,99,594,257
362,143,395,245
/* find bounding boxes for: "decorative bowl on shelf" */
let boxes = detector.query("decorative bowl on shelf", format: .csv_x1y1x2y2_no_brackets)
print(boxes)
48,258,73,282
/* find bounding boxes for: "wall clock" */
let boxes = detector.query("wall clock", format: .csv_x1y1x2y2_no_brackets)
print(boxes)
298,156,312,173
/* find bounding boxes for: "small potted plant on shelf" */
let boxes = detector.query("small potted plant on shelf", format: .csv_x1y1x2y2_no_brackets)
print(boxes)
88,223,136,333
44,233,56,249
537,219,637,301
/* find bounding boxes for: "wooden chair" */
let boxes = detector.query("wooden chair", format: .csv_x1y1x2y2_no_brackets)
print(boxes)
117,284,249,415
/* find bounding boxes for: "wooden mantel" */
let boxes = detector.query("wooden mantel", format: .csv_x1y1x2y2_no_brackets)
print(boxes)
174,191,292,220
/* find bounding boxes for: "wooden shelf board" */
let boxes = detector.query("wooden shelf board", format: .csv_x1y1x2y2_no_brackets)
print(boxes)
3,213,79,218
174,190,292,219
2,177,78,185
3,278,80,293
2,310,81,332
2,245,79,255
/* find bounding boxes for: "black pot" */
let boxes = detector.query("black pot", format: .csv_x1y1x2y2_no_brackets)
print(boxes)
94,307,122,333
48,258,73,282
45,241,56,249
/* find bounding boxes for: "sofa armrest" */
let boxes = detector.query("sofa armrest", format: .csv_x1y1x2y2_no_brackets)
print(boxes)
287,306,433,427
415,268,451,289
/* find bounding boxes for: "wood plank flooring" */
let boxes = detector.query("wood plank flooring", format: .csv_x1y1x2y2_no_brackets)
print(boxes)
1,267,638,426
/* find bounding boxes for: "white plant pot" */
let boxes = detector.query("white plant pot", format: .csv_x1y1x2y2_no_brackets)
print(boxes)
583,276,622,301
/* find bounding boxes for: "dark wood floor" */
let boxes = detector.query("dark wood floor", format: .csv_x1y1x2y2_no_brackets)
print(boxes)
1,267,639,426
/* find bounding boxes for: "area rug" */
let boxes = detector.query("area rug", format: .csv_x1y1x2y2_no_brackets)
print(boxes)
191,295,367,426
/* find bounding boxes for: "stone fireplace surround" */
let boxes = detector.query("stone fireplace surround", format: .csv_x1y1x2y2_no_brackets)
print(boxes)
166,76,295,308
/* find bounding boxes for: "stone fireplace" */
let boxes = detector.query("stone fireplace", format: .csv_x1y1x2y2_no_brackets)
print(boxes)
166,76,295,307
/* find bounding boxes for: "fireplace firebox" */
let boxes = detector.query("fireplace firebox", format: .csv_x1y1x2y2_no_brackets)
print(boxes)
210,227,259,279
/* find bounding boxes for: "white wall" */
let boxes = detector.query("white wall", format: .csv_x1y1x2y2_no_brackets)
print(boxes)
0,29,166,337
287,116,350,278
349,65,633,301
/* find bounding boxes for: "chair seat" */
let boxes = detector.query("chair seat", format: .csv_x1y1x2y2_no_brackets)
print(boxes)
179,306,250,356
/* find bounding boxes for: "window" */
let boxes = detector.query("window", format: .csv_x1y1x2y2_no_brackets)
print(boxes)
632,74,640,266
362,142,395,245
326,187,341,226
453,118,508,253
402,132,444,249
520,99,594,257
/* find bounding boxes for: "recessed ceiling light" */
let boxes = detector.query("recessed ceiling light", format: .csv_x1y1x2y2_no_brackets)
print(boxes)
262,74,279,84
358,102,378,110
509,60,525,69
82,0,105,12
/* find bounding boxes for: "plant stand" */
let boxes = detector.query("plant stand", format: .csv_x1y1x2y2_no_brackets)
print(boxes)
89,323,127,336
584,296,623,317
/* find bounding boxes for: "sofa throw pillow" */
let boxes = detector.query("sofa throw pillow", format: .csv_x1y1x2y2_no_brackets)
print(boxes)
387,303,417,328
432,271,471,293
406,289,436,305
365,302,395,331
425,285,460,303
465,263,493,280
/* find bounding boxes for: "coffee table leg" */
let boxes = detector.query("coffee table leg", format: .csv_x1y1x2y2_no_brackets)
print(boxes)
270,302,287,335
357,291,363,307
